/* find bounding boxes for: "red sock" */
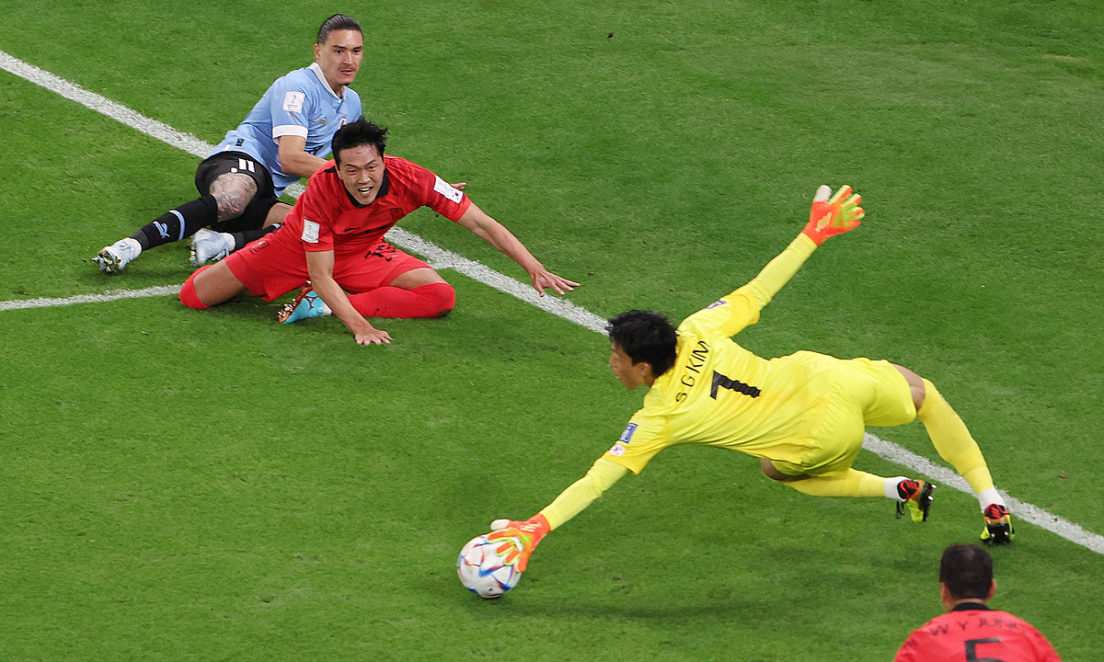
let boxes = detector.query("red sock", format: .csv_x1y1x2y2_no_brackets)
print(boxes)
347,282,455,318
179,265,213,309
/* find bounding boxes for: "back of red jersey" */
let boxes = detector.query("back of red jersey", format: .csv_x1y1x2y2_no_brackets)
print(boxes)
896,607,1061,662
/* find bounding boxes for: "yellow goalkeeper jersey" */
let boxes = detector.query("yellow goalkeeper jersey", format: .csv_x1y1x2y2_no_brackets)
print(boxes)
602,233,845,474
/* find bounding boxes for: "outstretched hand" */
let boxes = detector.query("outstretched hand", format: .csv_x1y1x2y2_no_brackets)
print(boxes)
802,184,864,245
530,269,580,297
485,514,550,572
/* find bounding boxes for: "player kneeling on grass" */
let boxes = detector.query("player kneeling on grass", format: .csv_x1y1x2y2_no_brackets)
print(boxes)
95,14,366,274
486,185,1013,575
178,118,578,345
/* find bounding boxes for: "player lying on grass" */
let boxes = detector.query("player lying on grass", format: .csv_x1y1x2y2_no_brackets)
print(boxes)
95,14,365,274
487,185,1014,573
178,118,578,345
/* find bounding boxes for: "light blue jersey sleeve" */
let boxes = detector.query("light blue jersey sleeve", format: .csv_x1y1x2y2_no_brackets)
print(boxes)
208,62,363,195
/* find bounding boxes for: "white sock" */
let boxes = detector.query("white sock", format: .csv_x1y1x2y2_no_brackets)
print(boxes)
123,237,142,256
885,476,909,501
977,487,1005,513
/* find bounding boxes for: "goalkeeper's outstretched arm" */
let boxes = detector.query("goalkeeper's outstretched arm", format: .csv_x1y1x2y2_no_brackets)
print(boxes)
712,185,864,336
537,458,628,529
488,458,628,571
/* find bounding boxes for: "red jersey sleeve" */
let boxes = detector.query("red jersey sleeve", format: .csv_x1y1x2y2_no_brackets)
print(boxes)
285,165,341,253
399,157,471,222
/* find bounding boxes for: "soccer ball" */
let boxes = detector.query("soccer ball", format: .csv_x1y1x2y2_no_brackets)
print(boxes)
457,534,522,599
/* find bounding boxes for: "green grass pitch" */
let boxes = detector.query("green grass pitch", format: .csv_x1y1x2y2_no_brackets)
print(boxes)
1,1,1102,659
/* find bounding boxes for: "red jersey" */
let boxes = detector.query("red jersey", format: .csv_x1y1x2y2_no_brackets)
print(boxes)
277,155,472,256
895,604,1061,662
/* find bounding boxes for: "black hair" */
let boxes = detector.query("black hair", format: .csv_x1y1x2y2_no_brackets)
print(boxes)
317,14,362,44
331,118,388,164
939,544,993,601
607,310,678,377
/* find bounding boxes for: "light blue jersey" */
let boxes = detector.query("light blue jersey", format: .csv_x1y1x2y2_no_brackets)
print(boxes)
208,62,362,195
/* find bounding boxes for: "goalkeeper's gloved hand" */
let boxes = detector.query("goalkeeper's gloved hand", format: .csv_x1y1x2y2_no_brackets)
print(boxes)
802,184,864,245
485,514,551,572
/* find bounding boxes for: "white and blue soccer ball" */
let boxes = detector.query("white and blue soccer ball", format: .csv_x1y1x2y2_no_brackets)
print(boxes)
457,534,522,599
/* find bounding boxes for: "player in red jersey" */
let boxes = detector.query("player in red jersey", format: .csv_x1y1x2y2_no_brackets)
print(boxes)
895,544,1060,661
179,118,578,345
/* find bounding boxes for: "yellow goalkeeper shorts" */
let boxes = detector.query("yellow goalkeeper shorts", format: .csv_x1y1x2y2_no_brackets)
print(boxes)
770,357,917,476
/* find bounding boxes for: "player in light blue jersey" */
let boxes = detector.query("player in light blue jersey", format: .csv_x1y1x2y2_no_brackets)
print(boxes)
210,52,362,197
95,14,364,274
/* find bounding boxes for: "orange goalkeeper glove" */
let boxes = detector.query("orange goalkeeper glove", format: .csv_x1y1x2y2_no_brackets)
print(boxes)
485,514,551,572
802,184,864,245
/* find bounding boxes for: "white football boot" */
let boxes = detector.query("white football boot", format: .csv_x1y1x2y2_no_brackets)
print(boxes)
189,228,235,266
94,237,142,274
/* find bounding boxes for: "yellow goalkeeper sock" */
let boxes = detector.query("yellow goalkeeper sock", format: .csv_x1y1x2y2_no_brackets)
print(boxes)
917,378,995,496
784,469,886,498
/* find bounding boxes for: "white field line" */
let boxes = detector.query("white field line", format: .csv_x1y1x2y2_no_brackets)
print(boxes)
0,285,182,311
862,436,1104,554
3,49,1101,555
0,51,212,159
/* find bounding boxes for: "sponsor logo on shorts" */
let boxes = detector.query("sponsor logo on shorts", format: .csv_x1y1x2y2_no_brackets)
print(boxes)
283,91,305,113
618,423,637,443
301,219,320,243
433,176,464,204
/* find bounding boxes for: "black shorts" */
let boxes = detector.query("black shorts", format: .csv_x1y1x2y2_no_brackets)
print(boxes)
194,151,282,232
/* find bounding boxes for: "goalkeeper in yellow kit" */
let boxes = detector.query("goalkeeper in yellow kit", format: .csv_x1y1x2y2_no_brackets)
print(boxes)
487,185,1014,574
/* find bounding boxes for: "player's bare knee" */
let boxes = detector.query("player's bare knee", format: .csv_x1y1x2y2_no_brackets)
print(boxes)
183,262,245,308
893,364,927,411
263,202,292,227
212,191,250,220
210,173,258,220
761,458,801,482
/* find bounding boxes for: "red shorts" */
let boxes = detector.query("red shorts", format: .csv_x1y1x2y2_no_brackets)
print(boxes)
224,236,431,302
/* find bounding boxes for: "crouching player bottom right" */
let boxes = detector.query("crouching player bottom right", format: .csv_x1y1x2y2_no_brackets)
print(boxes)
487,185,1014,573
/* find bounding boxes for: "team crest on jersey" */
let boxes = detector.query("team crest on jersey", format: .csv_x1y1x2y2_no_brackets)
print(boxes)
301,219,321,243
283,91,305,113
706,299,728,309
608,443,627,457
618,423,638,443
